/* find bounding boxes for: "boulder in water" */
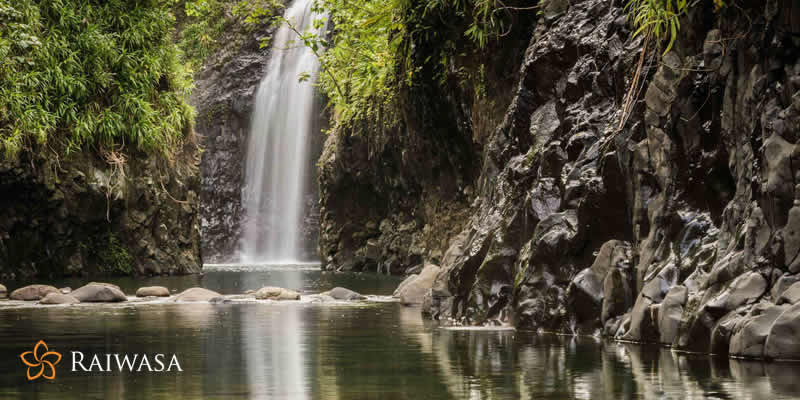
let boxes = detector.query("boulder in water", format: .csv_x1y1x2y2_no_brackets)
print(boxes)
71,283,127,302
658,285,688,344
393,274,418,297
136,286,171,297
10,284,59,301
40,293,79,305
254,286,300,300
764,303,800,360
88,282,121,291
0,283,6,299
172,287,222,302
396,263,441,305
730,303,789,358
322,287,365,300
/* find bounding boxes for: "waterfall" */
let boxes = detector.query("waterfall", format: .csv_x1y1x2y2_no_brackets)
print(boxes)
239,0,321,264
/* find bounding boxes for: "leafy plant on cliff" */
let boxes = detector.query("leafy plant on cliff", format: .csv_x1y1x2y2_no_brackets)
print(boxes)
0,0,194,159
618,0,727,130
625,0,688,55
90,231,134,275
286,0,531,129
312,0,407,125
177,0,230,69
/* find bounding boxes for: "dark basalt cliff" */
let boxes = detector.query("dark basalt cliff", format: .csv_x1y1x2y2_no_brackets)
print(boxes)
319,0,800,360
0,144,202,281
192,20,272,262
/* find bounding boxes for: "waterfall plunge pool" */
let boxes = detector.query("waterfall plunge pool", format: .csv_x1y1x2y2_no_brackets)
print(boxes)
1,265,799,399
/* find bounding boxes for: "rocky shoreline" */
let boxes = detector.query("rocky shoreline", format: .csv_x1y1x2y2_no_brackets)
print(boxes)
5,265,800,363
0,281,386,306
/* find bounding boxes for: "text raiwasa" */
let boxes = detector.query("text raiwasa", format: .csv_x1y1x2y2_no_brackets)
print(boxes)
71,351,182,372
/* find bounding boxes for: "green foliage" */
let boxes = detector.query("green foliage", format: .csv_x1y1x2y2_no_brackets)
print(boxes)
310,0,407,125
178,0,230,68
232,0,282,26
0,0,194,159
625,0,729,54
178,0,282,76
282,0,520,129
425,0,510,49
94,231,134,275
230,0,528,130
625,0,688,54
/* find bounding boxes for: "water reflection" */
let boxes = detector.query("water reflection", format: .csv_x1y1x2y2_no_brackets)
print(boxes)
242,270,307,399
0,270,799,399
398,309,800,400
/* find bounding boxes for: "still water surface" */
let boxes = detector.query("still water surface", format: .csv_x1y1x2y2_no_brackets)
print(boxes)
0,265,798,399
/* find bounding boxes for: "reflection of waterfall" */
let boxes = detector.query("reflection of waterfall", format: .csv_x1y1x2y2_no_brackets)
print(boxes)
243,270,307,399
239,0,321,263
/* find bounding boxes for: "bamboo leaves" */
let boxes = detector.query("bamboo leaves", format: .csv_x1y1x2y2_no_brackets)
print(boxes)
625,0,688,55
0,0,193,159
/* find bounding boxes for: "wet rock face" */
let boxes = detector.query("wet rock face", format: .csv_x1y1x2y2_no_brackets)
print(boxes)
322,0,800,359
317,0,533,276
191,23,270,263
0,146,202,281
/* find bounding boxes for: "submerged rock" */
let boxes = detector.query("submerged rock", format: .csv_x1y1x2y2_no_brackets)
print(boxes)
322,287,365,300
71,283,127,302
40,293,79,305
136,286,171,297
172,287,222,302
396,263,441,305
10,284,59,301
254,287,300,300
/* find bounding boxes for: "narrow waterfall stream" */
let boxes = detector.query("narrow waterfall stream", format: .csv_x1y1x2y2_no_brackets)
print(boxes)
239,0,321,264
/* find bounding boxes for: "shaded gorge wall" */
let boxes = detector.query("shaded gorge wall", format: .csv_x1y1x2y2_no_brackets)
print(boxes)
318,0,800,360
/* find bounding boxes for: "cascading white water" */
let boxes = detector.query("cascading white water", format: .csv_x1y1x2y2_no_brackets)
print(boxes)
239,0,321,264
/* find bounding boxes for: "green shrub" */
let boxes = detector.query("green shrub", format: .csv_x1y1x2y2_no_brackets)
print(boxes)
94,231,134,275
177,0,229,70
625,0,688,54
306,0,520,130
0,0,194,159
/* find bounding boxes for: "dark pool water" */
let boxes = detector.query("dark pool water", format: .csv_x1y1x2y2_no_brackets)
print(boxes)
0,265,799,399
